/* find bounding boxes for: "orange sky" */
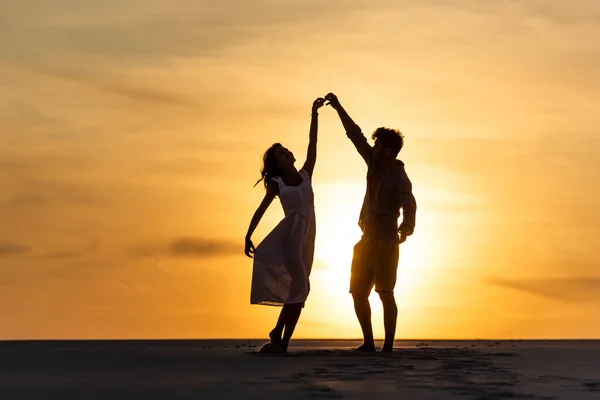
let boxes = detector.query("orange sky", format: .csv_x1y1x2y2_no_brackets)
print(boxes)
1,0,600,339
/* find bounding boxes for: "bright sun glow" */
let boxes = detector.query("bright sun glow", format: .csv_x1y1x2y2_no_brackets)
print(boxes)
309,181,435,337
314,181,430,292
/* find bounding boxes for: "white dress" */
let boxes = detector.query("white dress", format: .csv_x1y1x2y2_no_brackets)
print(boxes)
251,169,316,306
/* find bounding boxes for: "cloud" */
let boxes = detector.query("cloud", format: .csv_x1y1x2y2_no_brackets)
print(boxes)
0,158,27,174
0,0,384,59
139,157,224,177
18,65,198,107
44,240,100,260
131,237,240,258
168,238,239,257
45,252,85,260
4,185,98,211
487,276,600,303
0,242,30,256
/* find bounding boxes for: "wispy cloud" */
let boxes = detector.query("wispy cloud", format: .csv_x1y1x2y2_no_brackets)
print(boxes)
44,240,100,260
4,183,99,212
17,65,198,107
487,276,600,303
0,158,27,174
131,237,240,258
168,237,239,257
0,242,30,256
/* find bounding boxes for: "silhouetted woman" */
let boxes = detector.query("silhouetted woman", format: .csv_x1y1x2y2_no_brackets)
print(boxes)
245,97,324,353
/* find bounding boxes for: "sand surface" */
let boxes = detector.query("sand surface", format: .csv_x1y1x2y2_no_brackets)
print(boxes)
2,340,600,399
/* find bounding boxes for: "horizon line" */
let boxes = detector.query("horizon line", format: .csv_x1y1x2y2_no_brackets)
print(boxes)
2,338,600,342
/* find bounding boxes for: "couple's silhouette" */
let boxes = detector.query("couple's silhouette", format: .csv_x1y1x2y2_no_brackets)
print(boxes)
245,93,416,353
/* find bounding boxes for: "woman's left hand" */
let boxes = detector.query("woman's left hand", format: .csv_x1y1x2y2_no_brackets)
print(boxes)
245,238,256,258
312,97,325,113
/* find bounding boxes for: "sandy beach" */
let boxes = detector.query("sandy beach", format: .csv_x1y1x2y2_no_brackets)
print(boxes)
2,340,599,399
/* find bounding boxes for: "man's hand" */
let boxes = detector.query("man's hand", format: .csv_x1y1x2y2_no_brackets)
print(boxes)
398,226,414,244
244,238,255,258
312,97,325,113
399,232,408,244
324,92,341,110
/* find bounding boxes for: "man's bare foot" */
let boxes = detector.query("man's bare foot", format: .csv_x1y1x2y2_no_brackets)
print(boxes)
354,343,376,352
382,340,394,352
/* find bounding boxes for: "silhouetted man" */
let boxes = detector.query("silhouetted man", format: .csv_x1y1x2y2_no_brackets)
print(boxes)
325,92,417,352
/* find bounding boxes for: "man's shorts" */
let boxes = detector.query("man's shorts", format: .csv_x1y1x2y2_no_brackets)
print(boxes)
349,236,399,295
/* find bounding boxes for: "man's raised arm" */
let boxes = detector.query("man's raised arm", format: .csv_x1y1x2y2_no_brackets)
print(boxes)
325,92,372,164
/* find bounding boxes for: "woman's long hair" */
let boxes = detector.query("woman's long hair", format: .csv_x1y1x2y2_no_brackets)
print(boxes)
254,143,284,189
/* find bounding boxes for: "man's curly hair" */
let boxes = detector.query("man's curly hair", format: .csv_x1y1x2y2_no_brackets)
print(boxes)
372,127,404,157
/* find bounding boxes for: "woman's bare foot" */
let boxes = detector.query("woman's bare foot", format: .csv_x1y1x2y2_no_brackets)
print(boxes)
259,342,284,354
269,328,282,344
354,343,376,352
